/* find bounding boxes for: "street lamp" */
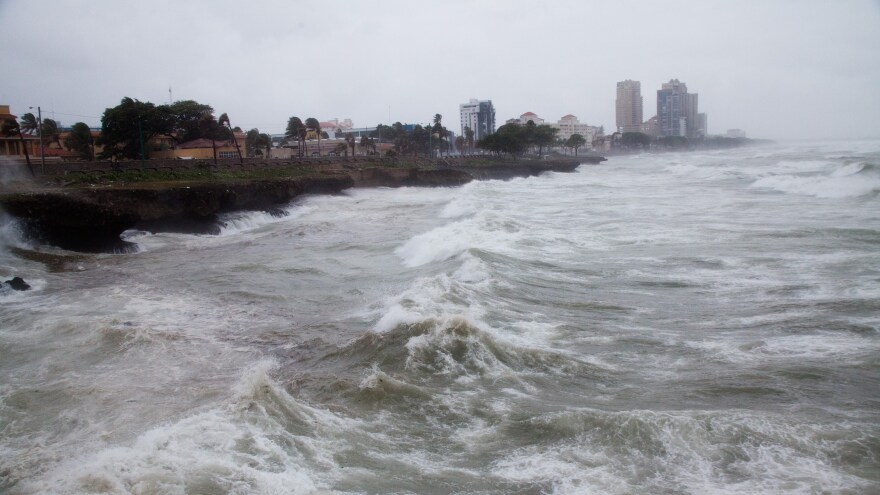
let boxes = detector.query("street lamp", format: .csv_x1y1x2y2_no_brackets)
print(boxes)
29,106,45,173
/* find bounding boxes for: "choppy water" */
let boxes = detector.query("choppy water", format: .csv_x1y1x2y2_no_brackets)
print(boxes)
1,141,879,494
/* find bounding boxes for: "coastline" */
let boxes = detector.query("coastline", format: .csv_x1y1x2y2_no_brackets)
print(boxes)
0,155,604,253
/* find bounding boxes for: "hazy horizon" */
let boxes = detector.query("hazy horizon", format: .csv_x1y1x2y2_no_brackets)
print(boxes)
1,0,878,141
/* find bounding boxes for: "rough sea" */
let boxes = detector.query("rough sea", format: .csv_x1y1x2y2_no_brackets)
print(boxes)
1,140,879,494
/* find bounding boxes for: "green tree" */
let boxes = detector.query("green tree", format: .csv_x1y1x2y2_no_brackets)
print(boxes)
454,135,465,155
218,113,242,162
197,114,224,163
1,117,33,174
464,126,475,154
246,129,272,158
168,100,214,143
40,118,61,148
258,133,271,158
63,122,95,160
285,117,306,157
565,133,587,156
360,135,376,155
411,125,429,157
532,124,558,157
345,133,356,156
621,132,652,149
245,128,260,157
431,115,448,157
19,113,38,135
659,135,688,150
96,97,174,160
477,123,527,159
305,117,321,157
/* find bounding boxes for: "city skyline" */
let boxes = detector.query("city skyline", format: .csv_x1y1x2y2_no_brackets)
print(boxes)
1,1,878,140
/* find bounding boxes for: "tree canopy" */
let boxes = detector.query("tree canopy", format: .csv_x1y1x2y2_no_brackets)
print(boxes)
63,122,94,160
621,132,652,149
477,123,528,158
476,122,559,158
168,100,215,143
565,133,587,156
96,97,174,160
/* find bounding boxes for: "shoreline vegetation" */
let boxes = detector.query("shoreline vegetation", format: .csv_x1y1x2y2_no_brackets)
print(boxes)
0,155,604,253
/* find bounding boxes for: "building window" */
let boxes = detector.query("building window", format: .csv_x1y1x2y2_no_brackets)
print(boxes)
218,151,238,159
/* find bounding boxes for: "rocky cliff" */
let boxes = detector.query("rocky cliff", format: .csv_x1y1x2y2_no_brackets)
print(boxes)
0,157,601,252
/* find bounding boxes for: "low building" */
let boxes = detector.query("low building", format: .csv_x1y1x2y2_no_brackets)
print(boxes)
640,116,660,137
150,130,247,160
553,114,600,146
320,118,353,138
519,112,544,125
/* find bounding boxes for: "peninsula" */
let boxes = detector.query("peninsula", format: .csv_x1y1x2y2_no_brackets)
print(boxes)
0,155,605,252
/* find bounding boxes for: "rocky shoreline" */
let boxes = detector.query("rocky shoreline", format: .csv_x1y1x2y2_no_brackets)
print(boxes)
0,156,604,252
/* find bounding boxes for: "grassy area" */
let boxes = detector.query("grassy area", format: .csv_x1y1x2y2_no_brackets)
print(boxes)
59,165,322,187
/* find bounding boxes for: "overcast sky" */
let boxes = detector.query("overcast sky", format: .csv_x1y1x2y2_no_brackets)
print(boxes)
1,0,878,140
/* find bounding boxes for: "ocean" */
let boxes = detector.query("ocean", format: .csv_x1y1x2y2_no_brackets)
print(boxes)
1,140,879,494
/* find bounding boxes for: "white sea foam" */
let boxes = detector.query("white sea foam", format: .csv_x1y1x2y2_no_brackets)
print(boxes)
751,161,880,198
217,204,313,236
4,141,880,493
687,331,876,364
16,360,367,495
395,213,522,268
394,218,480,267
489,408,872,494
440,196,478,219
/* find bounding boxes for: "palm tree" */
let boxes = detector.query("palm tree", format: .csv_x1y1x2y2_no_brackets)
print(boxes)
1,118,33,175
41,118,60,148
455,136,465,155
19,113,38,135
345,133,356,157
218,113,243,163
305,117,321,157
285,117,306,157
63,122,95,160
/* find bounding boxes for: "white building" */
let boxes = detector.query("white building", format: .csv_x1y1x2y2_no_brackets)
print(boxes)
518,112,544,125
553,114,601,147
459,98,496,142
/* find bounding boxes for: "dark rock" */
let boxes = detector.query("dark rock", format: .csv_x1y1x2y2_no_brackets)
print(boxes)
266,208,289,218
0,174,354,252
4,276,30,291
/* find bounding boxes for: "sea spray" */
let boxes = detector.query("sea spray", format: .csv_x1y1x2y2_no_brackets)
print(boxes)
2,140,879,493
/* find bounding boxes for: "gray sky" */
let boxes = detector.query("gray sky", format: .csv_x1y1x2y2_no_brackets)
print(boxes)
1,0,878,140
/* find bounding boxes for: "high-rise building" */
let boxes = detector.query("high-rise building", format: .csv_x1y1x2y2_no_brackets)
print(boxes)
656,79,707,138
616,80,643,134
459,99,496,142
657,79,688,137
697,113,708,137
